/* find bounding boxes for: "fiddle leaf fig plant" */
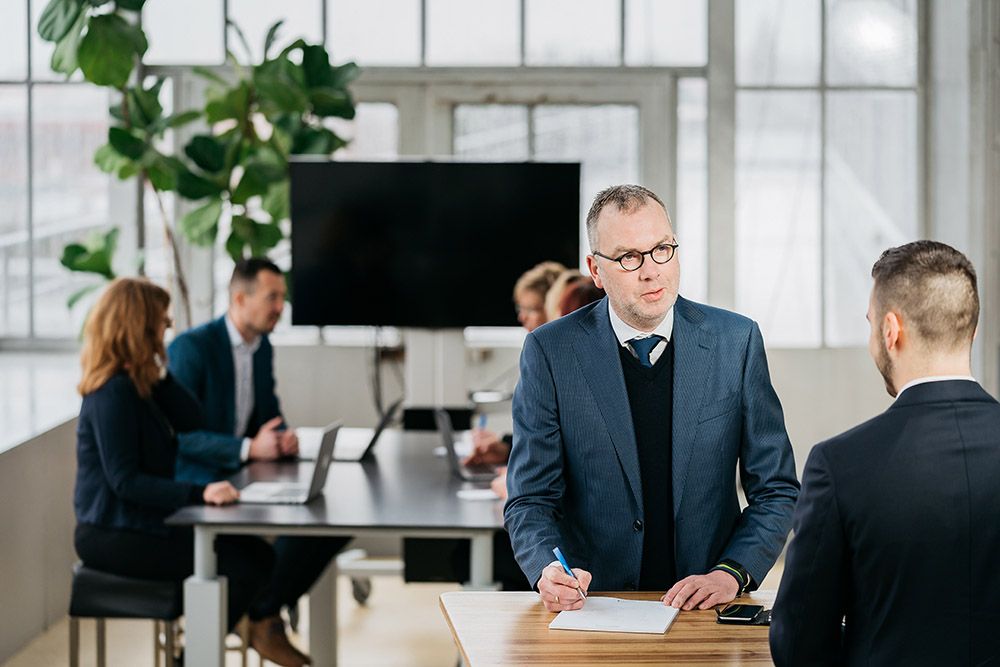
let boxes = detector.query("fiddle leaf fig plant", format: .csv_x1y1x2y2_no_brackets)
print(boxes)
178,20,359,261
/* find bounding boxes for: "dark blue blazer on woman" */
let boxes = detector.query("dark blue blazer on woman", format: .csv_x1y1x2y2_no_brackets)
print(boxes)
167,316,283,484
74,372,206,536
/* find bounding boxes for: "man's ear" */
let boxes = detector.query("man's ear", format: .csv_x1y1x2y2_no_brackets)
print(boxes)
883,311,903,352
585,255,603,290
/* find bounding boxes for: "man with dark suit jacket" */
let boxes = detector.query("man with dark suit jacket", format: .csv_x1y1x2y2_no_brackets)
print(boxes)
770,241,1000,666
505,184,799,613
169,258,349,667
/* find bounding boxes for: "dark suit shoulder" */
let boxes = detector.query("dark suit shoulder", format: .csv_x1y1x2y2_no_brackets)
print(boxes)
531,299,602,345
171,317,225,349
86,371,138,400
678,297,755,333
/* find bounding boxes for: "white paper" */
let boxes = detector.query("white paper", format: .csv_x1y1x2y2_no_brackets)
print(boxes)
456,488,500,501
548,597,679,634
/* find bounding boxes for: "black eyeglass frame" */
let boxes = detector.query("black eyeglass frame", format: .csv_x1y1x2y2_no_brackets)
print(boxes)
591,241,679,272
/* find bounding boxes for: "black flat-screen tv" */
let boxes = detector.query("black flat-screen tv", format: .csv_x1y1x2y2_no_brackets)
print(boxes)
290,160,581,328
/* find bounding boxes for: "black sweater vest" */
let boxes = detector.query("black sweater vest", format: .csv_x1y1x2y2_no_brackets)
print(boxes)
619,339,676,591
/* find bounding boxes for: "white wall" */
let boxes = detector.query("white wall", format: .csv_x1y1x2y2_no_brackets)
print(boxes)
0,419,77,663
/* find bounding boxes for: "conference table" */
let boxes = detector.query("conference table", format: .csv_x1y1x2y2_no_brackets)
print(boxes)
167,429,504,667
440,590,777,666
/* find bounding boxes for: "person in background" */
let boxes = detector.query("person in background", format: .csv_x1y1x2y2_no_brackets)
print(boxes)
544,269,583,322
467,261,566,467
72,278,277,654
770,241,1000,666
169,258,347,667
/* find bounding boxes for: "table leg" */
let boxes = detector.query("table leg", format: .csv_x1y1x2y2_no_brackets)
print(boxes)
468,533,494,589
308,560,338,667
184,526,226,666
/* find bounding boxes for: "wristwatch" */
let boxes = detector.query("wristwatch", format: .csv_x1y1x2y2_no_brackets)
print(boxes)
712,559,753,596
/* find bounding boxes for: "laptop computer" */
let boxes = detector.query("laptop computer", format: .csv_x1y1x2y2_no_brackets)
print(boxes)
333,398,403,462
433,408,497,482
239,421,341,504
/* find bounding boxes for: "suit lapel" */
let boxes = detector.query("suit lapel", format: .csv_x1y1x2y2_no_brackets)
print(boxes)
211,317,237,434
573,299,643,509
671,297,711,517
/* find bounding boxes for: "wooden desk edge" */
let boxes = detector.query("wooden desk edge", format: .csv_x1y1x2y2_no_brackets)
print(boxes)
440,593,473,666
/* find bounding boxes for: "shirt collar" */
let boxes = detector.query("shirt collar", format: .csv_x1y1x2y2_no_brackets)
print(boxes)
895,375,977,400
608,302,674,347
225,313,261,353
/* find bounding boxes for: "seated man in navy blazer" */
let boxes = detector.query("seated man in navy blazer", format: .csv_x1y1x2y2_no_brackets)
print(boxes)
169,258,349,666
505,184,800,612
770,241,1000,666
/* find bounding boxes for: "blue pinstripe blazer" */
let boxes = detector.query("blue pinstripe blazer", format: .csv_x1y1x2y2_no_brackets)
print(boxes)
504,296,800,591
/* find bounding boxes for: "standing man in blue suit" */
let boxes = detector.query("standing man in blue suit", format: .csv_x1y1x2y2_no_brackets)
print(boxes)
505,185,799,612
770,242,1000,665
169,258,349,667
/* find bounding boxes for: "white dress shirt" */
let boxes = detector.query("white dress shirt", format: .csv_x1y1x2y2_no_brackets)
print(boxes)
225,315,261,461
608,303,675,366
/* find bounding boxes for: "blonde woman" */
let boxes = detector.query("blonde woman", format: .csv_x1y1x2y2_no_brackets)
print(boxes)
72,278,284,655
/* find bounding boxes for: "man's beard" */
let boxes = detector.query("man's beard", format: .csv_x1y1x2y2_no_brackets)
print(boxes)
875,341,897,398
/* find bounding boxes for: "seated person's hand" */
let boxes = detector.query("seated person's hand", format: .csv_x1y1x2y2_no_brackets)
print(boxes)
203,481,239,505
463,429,511,466
248,416,283,461
491,467,508,500
538,561,591,612
661,569,739,610
278,428,299,457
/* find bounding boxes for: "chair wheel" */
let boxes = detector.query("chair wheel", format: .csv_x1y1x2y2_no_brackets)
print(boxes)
351,577,372,605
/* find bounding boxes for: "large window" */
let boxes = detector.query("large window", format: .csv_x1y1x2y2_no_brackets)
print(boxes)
735,0,920,347
3,0,924,349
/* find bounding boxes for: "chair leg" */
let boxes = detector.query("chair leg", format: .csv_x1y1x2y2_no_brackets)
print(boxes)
68,617,80,667
154,620,161,667
165,621,176,667
239,616,250,667
95,619,106,667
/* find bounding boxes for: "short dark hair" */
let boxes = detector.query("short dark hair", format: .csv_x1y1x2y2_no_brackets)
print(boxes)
871,240,979,350
229,257,283,295
585,185,670,250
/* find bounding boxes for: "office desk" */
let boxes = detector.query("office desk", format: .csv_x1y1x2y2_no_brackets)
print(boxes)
167,430,503,667
440,590,777,666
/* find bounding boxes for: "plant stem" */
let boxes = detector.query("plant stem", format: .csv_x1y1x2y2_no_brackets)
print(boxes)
149,177,193,327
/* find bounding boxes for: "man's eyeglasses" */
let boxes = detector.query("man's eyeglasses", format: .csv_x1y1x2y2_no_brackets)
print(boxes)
591,241,679,272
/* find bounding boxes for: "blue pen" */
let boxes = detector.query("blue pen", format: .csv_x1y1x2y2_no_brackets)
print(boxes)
477,414,487,429
552,546,587,599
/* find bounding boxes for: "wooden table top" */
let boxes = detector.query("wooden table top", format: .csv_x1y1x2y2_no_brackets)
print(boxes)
440,590,776,666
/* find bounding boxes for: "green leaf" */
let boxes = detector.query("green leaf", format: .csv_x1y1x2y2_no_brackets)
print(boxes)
176,168,224,200
164,110,201,128
309,87,354,118
263,19,284,59
184,135,227,173
231,161,286,205
291,126,345,155
117,160,140,179
115,0,146,10
192,66,228,86
38,0,83,43
178,199,223,246
108,126,146,160
78,14,148,88
126,78,164,129
231,215,283,257
261,180,289,222
94,143,129,174
225,229,244,262
254,58,309,116
205,80,250,124
50,8,87,75
60,227,118,280
146,156,177,191
66,282,103,310
329,61,361,88
300,44,332,88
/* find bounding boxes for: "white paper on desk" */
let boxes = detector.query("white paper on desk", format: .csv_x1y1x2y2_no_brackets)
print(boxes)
548,597,679,634
456,488,499,501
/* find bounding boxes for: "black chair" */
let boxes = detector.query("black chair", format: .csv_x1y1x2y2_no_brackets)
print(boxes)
68,562,251,667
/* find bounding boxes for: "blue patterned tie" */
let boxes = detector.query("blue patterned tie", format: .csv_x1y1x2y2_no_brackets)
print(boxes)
629,335,664,368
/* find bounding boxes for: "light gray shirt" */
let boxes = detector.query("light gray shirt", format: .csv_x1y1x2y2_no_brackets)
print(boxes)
608,302,675,366
225,314,261,459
